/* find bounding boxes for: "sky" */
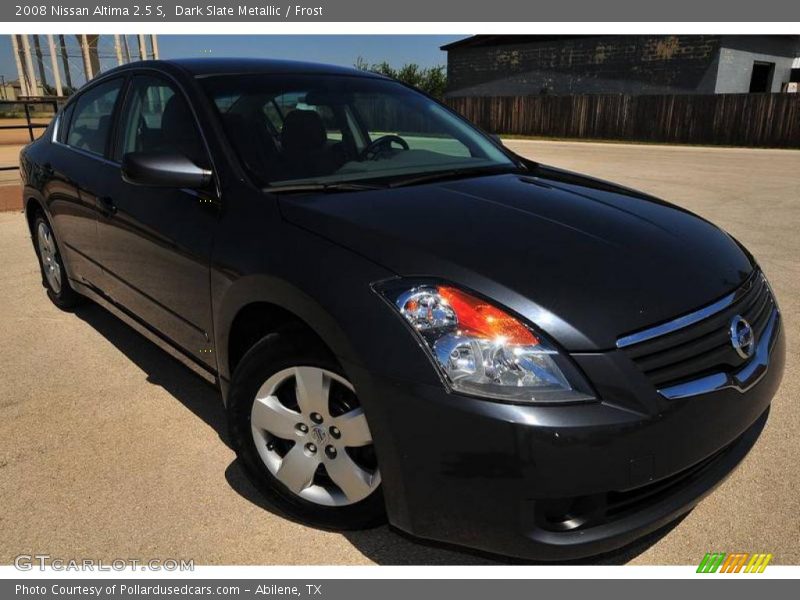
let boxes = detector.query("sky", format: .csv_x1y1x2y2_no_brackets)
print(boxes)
0,34,465,87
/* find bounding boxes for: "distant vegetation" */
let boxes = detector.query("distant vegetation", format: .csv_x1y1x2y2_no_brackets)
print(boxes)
43,84,76,97
354,57,447,99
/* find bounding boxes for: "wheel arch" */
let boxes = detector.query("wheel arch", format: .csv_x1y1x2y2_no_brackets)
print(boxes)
23,188,46,236
216,274,364,402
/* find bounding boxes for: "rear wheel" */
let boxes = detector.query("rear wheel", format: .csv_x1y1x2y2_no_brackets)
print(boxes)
227,330,384,529
33,213,81,309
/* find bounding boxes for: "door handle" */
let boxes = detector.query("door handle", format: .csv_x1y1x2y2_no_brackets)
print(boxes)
96,196,117,216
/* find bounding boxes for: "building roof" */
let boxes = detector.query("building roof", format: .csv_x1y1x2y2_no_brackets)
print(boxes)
441,35,589,51
441,34,800,52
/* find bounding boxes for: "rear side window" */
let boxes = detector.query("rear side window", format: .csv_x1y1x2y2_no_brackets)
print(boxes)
117,75,206,166
65,78,123,156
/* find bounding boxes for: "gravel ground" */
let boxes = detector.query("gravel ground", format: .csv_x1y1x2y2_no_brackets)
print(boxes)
1,140,798,565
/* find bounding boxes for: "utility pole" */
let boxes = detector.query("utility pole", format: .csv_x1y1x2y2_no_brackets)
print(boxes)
86,35,101,76
46,34,63,97
21,35,38,96
122,35,132,63
151,34,160,60
11,35,29,97
114,34,124,65
32,35,48,92
138,34,147,60
58,34,73,90
80,34,93,80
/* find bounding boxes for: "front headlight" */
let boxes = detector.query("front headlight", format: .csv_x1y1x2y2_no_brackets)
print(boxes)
377,282,595,404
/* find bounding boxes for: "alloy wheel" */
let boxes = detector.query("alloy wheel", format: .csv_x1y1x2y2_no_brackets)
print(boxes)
250,366,380,506
37,221,62,295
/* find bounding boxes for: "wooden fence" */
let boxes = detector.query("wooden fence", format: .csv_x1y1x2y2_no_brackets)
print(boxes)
445,93,800,148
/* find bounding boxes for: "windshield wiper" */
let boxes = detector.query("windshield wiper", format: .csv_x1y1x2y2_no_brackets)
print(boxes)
264,165,523,194
385,166,522,189
264,181,386,194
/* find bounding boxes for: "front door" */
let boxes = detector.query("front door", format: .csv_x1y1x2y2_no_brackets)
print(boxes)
96,73,218,370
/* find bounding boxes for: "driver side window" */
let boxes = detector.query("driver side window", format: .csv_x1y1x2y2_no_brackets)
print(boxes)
116,75,207,166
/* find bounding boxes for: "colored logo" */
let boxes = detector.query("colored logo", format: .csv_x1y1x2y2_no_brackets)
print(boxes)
697,552,772,573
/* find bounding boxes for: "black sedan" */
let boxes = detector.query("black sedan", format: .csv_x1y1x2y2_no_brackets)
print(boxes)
20,58,784,561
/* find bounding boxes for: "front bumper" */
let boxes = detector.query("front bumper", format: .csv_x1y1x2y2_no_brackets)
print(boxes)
349,313,784,561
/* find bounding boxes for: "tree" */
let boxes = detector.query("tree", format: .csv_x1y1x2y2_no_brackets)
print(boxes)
355,57,447,99
41,83,75,98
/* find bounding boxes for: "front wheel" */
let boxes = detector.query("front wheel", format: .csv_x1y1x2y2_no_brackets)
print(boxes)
227,330,385,529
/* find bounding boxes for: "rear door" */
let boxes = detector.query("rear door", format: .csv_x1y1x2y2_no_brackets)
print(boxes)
96,72,218,370
48,77,125,289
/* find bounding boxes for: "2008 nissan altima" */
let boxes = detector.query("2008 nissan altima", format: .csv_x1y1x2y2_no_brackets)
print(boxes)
20,58,784,560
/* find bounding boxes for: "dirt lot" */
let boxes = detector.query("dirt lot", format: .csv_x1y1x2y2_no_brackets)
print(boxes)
0,116,52,184
1,140,798,565
0,118,51,145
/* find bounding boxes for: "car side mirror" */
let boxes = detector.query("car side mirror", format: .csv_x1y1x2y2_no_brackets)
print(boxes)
121,152,212,189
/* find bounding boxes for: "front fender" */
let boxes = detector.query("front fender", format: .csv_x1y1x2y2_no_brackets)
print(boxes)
213,272,363,386
211,221,444,399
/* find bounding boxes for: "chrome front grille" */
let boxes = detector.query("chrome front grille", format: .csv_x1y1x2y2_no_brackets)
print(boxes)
618,271,779,397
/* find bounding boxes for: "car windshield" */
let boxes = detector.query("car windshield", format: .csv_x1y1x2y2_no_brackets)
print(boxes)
199,73,518,188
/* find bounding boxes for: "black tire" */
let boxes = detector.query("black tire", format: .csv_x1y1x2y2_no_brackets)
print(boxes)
32,212,82,310
227,328,386,530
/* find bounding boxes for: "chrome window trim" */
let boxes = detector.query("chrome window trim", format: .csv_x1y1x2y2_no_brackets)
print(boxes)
51,114,61,143
616,271,761,349
658,307,780,400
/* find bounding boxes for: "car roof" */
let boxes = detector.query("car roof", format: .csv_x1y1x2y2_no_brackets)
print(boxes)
108,57,386,79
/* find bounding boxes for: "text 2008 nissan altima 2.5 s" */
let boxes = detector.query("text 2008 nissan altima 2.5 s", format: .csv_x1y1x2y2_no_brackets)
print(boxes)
20,58,784,561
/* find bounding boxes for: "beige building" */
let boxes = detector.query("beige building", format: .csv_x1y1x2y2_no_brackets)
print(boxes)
0,79,46,102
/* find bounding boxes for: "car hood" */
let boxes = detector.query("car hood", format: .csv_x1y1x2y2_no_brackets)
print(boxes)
278,166,754,351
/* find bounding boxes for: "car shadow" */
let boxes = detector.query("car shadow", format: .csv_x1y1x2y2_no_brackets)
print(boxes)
73,303,231,448
74,301,683,566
